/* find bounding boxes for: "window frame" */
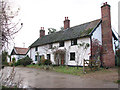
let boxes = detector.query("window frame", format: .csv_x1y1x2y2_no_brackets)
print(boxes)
71,39,77,46
35,55,38,61
70,52,75,61
35,46,38,51
47,54,51,60
49,44,53,49
59,41,64,47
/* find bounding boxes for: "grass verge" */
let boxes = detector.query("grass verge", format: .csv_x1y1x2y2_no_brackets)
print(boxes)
26,64,113,76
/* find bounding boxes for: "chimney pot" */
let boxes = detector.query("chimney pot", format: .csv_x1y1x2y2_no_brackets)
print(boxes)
43,27,44,30
41,27,42,30
67,17,68,20
65,17,66,20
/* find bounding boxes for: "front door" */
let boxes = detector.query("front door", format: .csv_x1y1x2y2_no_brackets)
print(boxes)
55,53,65,65
60,54,65,65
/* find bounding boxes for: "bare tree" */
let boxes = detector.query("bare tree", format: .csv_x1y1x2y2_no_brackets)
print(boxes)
0,0,23,88
0,0,23,48
0,67,23,88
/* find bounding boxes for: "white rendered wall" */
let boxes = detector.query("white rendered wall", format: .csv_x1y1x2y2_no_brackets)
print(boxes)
10,55,25,62
30,37,91,66
66,38,90,66
112,37,116,53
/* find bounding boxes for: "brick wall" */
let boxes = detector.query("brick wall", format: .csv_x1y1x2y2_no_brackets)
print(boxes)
101,2,115,67
64,17,70,29
40,27,45,38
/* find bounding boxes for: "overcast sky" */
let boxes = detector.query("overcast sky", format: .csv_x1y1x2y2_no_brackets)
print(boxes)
8,0,119,53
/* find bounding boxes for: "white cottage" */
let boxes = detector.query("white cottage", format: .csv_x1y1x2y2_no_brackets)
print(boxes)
9,47,29,62
29,2,118,67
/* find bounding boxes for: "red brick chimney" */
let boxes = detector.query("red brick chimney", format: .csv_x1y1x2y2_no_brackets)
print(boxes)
101,2,115,67
64,17,70,29
40,27,45,38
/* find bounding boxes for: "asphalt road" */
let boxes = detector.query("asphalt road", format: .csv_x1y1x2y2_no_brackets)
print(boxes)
1,67,118,88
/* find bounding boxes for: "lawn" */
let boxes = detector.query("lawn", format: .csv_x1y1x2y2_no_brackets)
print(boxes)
26,64,112,76
27,64,85,76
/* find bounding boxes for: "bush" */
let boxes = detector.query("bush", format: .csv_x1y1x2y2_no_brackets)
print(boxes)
38,59,52,65
12,56,33,67
16,59,21,65
32,63,35,65
38,60,42,66
21,56,33,66
12,57,16,63
10,63,13,67
43,59,52,65
14,61,20,66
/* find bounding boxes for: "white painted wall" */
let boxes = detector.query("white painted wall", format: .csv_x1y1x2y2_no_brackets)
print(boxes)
66,38,90,66
30,37,91,66
112,37,116,53
9,54,26,62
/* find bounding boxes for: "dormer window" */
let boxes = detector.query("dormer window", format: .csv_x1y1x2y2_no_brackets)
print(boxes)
71,39,77,46
59,41,64,47
35,46,38,51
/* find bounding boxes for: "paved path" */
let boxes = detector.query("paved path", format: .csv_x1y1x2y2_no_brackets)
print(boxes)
2,67,118,88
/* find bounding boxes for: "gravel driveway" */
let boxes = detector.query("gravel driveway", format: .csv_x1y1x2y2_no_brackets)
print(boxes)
1,67,118,88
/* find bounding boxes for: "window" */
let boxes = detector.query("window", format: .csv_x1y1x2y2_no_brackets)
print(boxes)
35,46,38,51
71,39,77,46
59,41,64,47
47,54,51,60
35,55,37,61
70,52,75,61
49,44,53,49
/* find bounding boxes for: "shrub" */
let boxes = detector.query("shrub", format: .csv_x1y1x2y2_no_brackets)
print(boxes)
14,61,20,66
38,60,42,66
16,59,22,65
32,63,35,65
12,56,33,67
21,56,33,66
38,59,52,65
43,59,52,65
10,63,13,67
12,57,16,63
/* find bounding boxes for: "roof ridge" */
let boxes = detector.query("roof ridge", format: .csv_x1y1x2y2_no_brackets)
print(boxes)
30,19,101,48
71,19,101,28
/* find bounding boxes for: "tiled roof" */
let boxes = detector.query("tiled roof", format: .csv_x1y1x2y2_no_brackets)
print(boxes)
11,47,29,55
30,19,101,48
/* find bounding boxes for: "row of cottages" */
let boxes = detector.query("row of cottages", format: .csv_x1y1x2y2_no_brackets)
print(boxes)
29,2,118,67
8,47,29,62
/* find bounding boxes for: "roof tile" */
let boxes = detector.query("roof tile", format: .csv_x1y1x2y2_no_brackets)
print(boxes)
30,19,101,48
